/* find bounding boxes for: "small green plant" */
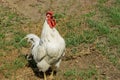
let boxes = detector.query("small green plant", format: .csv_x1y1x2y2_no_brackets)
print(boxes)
87,19,110,35
0,55,27,78
13,32,28,48
96,43,108,55
0,33,5,39
65,20,81,29
108,33,120,46
65,30,96,47
65,32,84,47
114,0,120,5
54,13,65,20
0,5,27,27
98,0,108,4
71,48,77,54
13,58,26,70
98,5,120,25
79,68,97,80
108,54,119,65
64,67,97,80
0,52,6,57
108,29,120,46
84,11,96,18
82,30,97,43
107,7,120,25
4,71,12,78
0,33,5,49
64,69,77,76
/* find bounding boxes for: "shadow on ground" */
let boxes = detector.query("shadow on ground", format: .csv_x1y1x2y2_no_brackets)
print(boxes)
25,54,56,79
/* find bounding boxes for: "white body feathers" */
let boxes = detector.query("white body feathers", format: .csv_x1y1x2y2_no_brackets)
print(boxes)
26,19,65,72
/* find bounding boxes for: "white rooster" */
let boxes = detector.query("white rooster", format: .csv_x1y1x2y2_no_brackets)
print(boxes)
25,11,65,80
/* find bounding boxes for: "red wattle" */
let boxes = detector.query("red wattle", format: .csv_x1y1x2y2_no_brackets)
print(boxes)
47,19,56,28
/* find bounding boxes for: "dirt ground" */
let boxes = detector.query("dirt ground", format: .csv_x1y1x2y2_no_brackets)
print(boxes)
0,0,120,80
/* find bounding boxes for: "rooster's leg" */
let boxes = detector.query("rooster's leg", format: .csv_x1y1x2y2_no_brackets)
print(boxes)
48,70,54,80
43,72,47,80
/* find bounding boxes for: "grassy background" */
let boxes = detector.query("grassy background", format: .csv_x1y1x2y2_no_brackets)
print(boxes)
0,0,120,80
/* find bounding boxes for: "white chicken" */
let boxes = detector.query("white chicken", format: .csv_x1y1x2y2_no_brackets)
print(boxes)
25,11,65,80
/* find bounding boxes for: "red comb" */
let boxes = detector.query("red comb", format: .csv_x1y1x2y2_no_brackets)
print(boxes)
46,11,53,15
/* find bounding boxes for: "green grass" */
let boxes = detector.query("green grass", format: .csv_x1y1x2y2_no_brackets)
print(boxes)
86,19,110,35
108,29,120,46
84,11,96,18
13,56,27,70
0,5,28,79
65,20,81,29
98,4,120,25
1,55,27,70
0,33,5,49
79,68,97,80
0,31,27,52
0,52,5,57
95,0,120,69
64,67,97,80
54,13,65,21
65,32,83,47
96,43,108,55
13,31,28,48
0,5,28,51
0,6,27,27
108,54,119,65
98,0,108,4
64,69,77,77
65,30,96,47
114,0,120,5
0,33,5,39
77,0,119,70
0,55,27,78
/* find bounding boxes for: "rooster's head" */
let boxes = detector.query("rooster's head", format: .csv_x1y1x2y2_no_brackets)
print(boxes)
46,11,56,28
